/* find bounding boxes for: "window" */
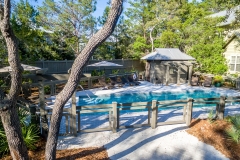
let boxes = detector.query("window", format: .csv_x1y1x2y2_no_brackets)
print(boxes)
230,56,240,72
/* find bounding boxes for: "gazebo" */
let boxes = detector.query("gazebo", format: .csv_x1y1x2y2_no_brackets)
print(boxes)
141,48,196,85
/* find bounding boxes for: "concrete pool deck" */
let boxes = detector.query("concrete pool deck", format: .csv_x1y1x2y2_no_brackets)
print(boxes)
56,81,240,160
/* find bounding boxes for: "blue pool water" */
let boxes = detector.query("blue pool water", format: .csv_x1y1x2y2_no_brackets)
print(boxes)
78,90,220,106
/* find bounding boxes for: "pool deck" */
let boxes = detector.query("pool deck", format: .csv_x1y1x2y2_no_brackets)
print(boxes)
57,81,240,160
76,81,240,97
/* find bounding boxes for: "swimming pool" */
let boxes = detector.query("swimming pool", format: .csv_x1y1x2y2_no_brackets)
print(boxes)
78,89,220,106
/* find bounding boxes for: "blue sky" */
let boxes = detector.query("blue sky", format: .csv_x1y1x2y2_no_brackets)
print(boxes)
28,0,130,18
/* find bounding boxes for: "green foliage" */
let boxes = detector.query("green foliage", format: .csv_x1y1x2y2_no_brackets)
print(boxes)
0,108,40,156
207,109,215,123
21,125,39,150
38,0,97,55
112,69,119,74
213,75,223,84
44,85,51,94
0,79,5,86
91,70,105,76
225,115,240,143
22,78,32,84
0,130,8,156
132,36,150,58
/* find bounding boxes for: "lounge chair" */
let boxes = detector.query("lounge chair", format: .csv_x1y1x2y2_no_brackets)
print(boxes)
191,76,200,86
98,77,115,89
126,74,140,85
120,75,132,86
109,76,123,87
203,76,213,87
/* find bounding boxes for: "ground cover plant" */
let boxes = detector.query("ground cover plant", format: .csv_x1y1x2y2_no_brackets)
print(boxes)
0,108,39,157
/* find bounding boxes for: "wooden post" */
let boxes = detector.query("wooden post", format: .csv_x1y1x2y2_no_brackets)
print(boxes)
186,98,193,126
188,65,193,86
117,107,120,129
218,96,226,120
65,115,69,133
177,66,181,85
50,84,56,95
151,100,157,129
88,77,92,89
65,59,68,73
183,104,187,122
29,105,39,125
77,111,81,132
165,65,169,86
39,83,48,138
71,92,77,136
112,102,118,133
148,106,151,124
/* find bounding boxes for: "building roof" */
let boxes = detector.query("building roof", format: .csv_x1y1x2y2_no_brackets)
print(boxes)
209,6,239,26
141,48,195,61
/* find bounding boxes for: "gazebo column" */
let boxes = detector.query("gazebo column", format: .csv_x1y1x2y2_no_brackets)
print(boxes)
188,65,193,86
177,65,181,85
165,64,169,86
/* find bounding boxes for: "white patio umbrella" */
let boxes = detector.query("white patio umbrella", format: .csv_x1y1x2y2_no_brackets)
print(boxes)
87,61,123,74
87,61,123,67
0,64,42,73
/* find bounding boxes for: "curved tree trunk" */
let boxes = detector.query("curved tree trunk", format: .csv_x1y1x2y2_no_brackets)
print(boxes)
0,0,29,159
45,0,123,159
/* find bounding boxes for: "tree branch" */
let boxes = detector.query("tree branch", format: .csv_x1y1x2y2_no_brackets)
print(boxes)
45,0,123,159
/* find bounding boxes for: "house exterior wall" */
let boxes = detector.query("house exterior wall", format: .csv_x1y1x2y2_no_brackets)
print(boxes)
223,37,240,74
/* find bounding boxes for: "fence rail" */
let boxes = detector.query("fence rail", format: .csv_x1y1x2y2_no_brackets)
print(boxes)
18,91,240,138
34,59,144,74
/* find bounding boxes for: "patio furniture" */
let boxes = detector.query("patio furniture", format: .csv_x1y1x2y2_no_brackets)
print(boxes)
98,77,115,89
119,75,132,86
109,76,123,88
191,76,200,86
203,76,213,87
126,74,140,85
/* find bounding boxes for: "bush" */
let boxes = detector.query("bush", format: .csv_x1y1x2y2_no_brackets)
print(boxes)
112,69,119,74
207,109,215,123
0,108,40,157
213,75,223,84
91,70,105,76
44,85,51,94
225,115,240,143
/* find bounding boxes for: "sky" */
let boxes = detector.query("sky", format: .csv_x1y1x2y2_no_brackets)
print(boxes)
28,0,130,18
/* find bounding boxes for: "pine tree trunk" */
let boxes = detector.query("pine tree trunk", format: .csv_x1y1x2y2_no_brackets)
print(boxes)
0,0,29,159
0,106,29,159
45,0,123,159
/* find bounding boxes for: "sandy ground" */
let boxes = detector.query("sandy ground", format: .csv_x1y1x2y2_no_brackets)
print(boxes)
48,82,240,160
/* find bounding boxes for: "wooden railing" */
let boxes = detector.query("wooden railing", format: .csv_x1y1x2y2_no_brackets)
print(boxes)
32,95,240,137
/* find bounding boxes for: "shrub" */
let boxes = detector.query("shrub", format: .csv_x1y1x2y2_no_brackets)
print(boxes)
207,109,215,123
91,70,105,76
225,115,240,143
0,108,40,157
213,75,223,84
112,69,119,74
44,85,51,94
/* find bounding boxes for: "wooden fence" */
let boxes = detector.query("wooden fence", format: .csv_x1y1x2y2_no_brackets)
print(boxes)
28,93,235,137
34,59,145,74
12,76,240,138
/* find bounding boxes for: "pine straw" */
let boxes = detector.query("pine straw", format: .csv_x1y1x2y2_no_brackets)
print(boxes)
187,119,240,160
1,138,109,160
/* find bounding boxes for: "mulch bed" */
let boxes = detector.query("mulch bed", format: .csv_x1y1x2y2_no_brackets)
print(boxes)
187,118,240,160
1,138,109,160
2,118,240,159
